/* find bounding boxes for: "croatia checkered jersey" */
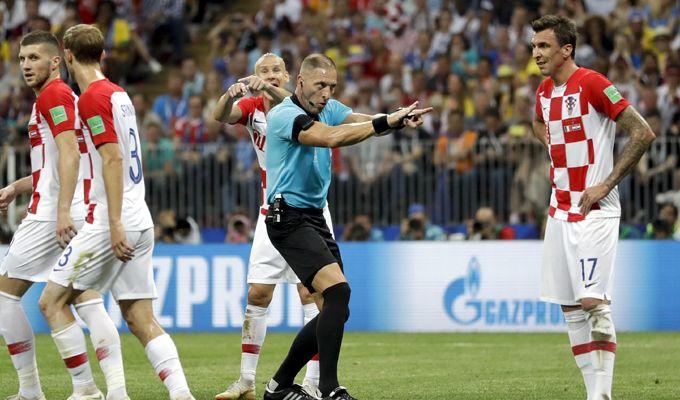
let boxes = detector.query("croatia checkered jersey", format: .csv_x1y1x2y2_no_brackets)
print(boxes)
535,67,630,222
25,78,93,222
231,96,268,213
78,79,153,231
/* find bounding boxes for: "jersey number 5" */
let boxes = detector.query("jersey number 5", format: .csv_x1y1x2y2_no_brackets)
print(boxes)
129,128,143,184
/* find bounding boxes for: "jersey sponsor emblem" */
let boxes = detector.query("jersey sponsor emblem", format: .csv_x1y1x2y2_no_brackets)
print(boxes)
603,85,622,104
86,115,106,135
565,96,577,115
49,105,67,125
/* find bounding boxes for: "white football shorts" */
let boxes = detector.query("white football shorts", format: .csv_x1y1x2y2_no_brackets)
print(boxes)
248,204,334,284
541,216,619,306
0,219,84,282
49,225,157,302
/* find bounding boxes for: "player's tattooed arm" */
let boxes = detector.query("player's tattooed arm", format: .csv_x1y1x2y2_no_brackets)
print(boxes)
579,105,655,216
605,106,656,189
531,116,548,149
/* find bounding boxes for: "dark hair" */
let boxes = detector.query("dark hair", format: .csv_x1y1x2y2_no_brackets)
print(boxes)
300,53,336,73
20,30,60,54
531,15,577,59
661,202,678,218
63,24,104,64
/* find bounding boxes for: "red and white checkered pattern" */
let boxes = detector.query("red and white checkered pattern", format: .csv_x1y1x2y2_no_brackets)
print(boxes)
233,96,269,213
535,68,629,222
25,79,93,222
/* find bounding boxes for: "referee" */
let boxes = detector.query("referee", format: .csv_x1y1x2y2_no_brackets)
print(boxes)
262,53,431,400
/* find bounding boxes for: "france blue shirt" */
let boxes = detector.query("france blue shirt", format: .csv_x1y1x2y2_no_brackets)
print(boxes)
266,95,353,209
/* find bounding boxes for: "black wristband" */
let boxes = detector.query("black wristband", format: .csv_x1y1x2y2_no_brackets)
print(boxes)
372,115,390,134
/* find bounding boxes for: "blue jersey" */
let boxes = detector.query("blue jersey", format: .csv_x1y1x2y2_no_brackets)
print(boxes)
266,95,353,209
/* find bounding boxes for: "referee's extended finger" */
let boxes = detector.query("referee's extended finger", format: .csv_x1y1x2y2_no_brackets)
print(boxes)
411,107,433,116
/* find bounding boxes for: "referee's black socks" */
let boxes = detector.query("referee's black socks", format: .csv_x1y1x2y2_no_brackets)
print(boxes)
318,282,351,396
270,282,351,396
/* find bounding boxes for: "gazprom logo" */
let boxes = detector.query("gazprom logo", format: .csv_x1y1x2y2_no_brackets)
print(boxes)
443,256,564,326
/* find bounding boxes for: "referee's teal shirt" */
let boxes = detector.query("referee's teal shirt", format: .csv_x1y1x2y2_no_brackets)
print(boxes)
265,95,352,209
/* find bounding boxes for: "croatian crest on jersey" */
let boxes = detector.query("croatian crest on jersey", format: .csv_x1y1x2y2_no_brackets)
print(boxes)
565,96,577,116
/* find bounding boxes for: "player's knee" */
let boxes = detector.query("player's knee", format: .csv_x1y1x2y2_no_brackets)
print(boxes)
247,285,274,307
38,291,55,317
581,298,605,311
297,284,314,304
322,282,351,321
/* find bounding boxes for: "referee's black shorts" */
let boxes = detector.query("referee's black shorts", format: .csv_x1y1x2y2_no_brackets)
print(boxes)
265,199,343,293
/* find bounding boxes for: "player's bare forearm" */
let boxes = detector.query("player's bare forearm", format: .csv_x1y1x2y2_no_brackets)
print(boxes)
603,106,656,190
55,131,81,216
262,84,290,104
531,119,548,149
98,143,125,225
213,93,241,124
9,176,34,195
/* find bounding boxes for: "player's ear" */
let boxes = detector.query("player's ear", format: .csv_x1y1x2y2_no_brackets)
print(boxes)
51,54,61,71
562,44,572,60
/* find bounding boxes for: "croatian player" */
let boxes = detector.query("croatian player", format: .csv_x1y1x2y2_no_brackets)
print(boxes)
531,16,655,399
212,53,324,399
37,24,195,400
0,30,123,400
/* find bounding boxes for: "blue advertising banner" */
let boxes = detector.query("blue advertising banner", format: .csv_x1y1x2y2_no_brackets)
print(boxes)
4,241,680,334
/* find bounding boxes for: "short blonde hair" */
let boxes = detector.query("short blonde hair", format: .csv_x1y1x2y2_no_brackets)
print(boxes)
254,52,286,72
63,24,104,64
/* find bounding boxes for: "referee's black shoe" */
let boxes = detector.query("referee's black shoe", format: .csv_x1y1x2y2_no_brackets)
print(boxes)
263,384,315,400
323,387,357,400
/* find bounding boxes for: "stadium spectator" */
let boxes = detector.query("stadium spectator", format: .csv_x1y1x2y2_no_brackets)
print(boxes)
141,0,185,64
153,74,187,131
181,58,205,98
133,93,163,131
142,120,177,180
400,203,445,241
648,202,680,240
467,206,516,240
174,95,207,144
94,0,161,84
342,214,383,242
175,216,202,244
225,210,253,244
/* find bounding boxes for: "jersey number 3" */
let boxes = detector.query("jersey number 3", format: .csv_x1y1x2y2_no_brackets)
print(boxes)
129,128,143,184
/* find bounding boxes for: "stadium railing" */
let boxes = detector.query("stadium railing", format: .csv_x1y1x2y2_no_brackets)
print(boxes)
1,137,678,233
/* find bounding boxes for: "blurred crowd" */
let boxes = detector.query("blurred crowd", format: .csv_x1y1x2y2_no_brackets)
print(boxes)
1,0,680,242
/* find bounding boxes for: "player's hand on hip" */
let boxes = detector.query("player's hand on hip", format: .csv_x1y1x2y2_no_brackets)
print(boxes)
387,102,434,129
239,75,269,92
110,221,134,262
0,185,17,214
227,82,248,100
578,183,610,217
56,213,78,248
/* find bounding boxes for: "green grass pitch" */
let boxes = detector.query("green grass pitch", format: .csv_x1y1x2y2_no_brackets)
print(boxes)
2,332,679,399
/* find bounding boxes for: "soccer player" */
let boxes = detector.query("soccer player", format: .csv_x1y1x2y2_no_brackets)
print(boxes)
0,30,124,400
531,15,655,399
262,54,431,400
37,24,195,400
213,53,324,400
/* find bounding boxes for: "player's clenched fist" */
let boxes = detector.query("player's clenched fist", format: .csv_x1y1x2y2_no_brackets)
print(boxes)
227,82,248,100
238,74,270,92
56,214,77,248
110,221,135,262
0,185,17,213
